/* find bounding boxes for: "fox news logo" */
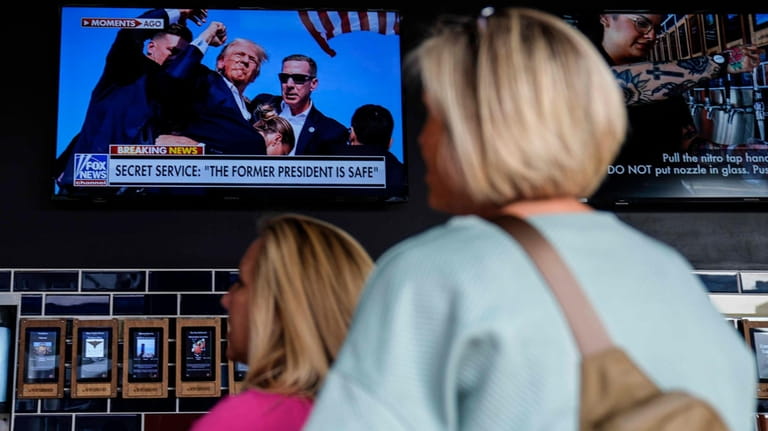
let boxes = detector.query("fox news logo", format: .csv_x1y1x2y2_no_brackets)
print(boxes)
74,154,108,186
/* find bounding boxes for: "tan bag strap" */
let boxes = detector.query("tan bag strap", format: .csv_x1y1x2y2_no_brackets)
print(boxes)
491,215,612,355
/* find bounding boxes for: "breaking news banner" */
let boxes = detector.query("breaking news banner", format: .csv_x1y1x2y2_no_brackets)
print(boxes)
110,145,205,156
74,152,386,188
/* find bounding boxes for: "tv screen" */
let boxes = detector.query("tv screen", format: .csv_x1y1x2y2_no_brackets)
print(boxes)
561,11,768,208
750,328,768,381
180,326,216,382
234,361,248,381
76,327,112,382
53,6,406,207
754,14,768,31
24,328,60,384
127,327,163,383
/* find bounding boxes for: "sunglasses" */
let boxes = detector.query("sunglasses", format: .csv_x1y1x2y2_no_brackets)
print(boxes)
628,16,662,36
278,73,315,84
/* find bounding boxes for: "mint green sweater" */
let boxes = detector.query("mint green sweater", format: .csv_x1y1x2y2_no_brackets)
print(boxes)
306,213,756,431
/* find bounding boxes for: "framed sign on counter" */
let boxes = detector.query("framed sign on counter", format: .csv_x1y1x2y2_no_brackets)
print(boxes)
122,319,169,398
17,319,66,398
72,319,118,398
742,319,768,398
176,318,221,397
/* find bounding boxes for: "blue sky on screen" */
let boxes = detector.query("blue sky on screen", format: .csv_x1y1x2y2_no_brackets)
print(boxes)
57,7,404,161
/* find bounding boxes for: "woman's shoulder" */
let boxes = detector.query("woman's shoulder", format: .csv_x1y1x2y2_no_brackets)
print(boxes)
380,215,498,260
190,390,313,431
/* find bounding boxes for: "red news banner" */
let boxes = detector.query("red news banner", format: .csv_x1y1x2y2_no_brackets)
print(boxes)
107,145,386,188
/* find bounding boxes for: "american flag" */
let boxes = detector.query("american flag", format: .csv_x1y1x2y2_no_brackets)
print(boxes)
299,10,401,57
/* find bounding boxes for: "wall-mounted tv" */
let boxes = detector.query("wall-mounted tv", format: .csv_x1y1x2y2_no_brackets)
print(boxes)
561,10,768,209
53,6,406,207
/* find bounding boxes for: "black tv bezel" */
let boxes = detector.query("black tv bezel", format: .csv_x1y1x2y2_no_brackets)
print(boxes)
50,3,410,210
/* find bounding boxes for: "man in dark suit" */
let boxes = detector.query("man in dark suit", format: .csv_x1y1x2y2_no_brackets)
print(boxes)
252,54,348,156
55,9,203,193
162,30,268,155
335,104,407,200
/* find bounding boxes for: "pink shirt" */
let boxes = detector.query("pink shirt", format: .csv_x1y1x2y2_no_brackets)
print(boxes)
189,389,313,431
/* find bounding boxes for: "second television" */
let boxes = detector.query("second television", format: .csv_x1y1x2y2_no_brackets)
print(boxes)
53,6,407,207
557,10,768,208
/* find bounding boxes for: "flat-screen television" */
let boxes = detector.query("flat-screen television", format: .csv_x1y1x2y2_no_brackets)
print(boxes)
559,10,768,209
53,6,406,207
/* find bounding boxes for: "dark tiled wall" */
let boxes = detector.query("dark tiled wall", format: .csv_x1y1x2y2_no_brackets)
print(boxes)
0,268,765,431
0,269,237,431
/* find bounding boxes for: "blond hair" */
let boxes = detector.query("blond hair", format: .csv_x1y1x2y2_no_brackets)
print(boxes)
408,7,627,206
242,213,373,398
253,104,296,153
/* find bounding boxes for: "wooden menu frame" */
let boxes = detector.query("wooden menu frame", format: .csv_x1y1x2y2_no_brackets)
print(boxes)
122,319,169,398
176,318,221,397
742,319,768,398
71,319,118,398
17,319,66,399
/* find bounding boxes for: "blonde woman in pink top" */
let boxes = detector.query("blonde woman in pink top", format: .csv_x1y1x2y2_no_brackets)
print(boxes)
190,213,373,431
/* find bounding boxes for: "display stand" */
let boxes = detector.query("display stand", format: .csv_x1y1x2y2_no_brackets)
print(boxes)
742,319,768,398
176,318,221,397
17,319,66,399
122,319,169,398
72,319,118,398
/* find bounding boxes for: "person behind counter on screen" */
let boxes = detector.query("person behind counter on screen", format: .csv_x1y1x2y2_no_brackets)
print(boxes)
303,7,756,431
189,213,373,431
593,13,761,163
252,54,349,156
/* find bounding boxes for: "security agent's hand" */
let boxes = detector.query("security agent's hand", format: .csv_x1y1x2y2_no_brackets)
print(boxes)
726,45,763,74
200,21,227,47
179,9,208,26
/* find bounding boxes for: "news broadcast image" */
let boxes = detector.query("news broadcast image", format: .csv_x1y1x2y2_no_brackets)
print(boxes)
56,7,403,192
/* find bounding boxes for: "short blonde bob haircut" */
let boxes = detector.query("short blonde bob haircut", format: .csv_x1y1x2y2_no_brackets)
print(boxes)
242,213,373,398
409,7,627,206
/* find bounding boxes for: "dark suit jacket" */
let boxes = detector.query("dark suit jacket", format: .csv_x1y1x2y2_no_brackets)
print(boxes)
250,94,348,155
162,46,266,155
57,8,171,190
